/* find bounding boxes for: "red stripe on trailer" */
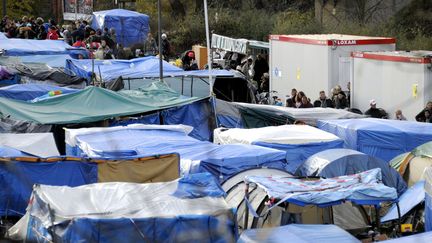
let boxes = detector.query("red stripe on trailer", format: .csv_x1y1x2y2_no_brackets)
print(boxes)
352,52,432,64
269,35,396,46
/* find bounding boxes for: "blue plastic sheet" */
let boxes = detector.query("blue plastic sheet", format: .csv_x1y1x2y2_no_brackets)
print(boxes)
91,9,150,47
382,181,425,222
0,38,88,58
70,127,288,182
216,114,244,128
238,224,360,243
317,118,432,162
161,100,211,141
296,149,407,195
0,146,30,157
18,54,72,68
255,140,344,174
383,232,432,242
0,160,97,216
109,113,160,127
66,57,234,82
0,84,79,101
246,168,398,207
173,173,226,198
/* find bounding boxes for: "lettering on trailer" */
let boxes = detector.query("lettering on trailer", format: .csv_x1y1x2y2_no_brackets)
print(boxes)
333,40,357,46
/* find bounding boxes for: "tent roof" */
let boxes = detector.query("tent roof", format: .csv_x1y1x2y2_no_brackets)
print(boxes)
238,224,360,243
0,82,203,124
66,57,234,82
92,8,149,17
0,84,79,101
246,168,398,206
0,133,59,157
318,118,432,161
214,125,341,145
297,148,407,195
0,38,87,57
66,124,288,180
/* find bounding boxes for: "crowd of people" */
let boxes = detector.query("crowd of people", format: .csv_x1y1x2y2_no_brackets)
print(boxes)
0,15,173,61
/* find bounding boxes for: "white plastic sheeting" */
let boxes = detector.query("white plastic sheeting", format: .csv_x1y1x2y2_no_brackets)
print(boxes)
214,125,340,145
65,124,193,147
0,133,59,157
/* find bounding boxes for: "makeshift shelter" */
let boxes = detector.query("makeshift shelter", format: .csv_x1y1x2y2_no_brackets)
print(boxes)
0,154,180,216
214,125,343,173
243,169,398,232
65,124,289,182
0,84,78,101
0,133,59,157
91,9,150,47
0,38,88,58
390,141,432,187
297,149,407,195
317,118,432,162
0,82,204,124
215,100,365,128
238,224,360,243
8,173,236,242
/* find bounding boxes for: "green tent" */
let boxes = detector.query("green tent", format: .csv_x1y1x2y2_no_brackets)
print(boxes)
0,82,205,124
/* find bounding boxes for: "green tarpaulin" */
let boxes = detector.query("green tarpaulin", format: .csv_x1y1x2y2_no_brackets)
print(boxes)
0,82,205,124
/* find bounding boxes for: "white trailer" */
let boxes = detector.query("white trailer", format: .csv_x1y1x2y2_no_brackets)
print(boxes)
352,51,432,120
269,34,396,100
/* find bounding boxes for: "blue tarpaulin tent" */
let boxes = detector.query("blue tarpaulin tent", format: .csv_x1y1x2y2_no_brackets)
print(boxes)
214,125,344,173
91,9,150,47
0,84,79,101
66,57,234,82
0,38,88,58
10,174,237,242
426,167,432,231
238,224,360,243
317,118,432,162
65,125,289,182
296,149,407,195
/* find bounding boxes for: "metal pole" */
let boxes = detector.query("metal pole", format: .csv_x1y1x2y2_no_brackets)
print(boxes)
203,0,212,95
2,0,6,18
158,0,163,82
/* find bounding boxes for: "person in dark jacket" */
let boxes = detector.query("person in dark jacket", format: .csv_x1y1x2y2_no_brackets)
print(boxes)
314,91,333,108
299,96,313,108
365,99,388,118
286,88,297,107
415,101,432,122
332,85,348,109
161,33,171,61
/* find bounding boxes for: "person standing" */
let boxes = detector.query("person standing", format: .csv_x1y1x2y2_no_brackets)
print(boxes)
143,33,157,56
253,54,269,88
47,26,59,40
365,100,387,119
161,33,171,61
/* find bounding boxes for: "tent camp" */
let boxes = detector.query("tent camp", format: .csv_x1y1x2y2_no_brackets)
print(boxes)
0,154,180,217
390,141,432,187
238,224,360,243
215,100,365,128
317,118,432,162
8,174,236,242
65,124,289,182
0,38,88,58
0,84,78,101
0,133,59,157
91,9,150,47
214,125,343,173
296,149,407,195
